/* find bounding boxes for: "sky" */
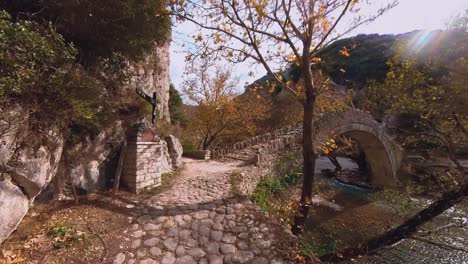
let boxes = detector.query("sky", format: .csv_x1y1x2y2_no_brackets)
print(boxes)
170,0,468,94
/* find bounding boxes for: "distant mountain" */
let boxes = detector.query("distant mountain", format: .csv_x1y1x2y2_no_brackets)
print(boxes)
246,30,467,93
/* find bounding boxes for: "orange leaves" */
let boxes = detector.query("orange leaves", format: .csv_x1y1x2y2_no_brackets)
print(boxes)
268,86,275,94
195,34,203,43
339,43,357,57
214,33,222,44
286,53,296,62
311,57,322,63
339,46,350,57
320,138,338,155
339,68,346,73
350,0,361,13
321,19,331,33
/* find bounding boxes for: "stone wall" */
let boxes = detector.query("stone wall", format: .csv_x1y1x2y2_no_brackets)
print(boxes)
122,141,172,193
214,108,402,190
211,124,301,159
120,124,176,194
183,150,211,160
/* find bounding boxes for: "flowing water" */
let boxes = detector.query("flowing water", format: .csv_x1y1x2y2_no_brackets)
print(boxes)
307,157,468,263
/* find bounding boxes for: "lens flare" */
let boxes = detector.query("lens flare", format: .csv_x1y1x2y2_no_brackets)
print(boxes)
406,30,440,53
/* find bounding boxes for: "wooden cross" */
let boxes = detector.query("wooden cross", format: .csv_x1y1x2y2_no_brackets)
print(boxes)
136,88,157,124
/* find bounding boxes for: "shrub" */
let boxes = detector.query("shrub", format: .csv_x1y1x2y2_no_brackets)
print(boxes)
0,11,149,145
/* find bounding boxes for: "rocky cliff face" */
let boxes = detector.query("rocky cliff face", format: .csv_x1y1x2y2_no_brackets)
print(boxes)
0,106,64,243
0,40,174,245
129,41,171,123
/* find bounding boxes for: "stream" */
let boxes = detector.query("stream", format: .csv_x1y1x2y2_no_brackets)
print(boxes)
308,157,468,263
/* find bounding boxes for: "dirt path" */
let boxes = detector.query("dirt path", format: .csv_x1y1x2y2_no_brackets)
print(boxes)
108,158,295,264
1,158,297,264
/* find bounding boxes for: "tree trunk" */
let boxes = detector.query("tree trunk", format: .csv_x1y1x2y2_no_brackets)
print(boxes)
291,100,316,235
320,180,468,262
328,155,342,171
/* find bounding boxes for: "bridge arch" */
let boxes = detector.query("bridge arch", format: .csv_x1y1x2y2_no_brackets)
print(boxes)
313,109,401,186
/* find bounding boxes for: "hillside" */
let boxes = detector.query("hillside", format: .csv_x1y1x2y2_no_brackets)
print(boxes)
246,30,467,93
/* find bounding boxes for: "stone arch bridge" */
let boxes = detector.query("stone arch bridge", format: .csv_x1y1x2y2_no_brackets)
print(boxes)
213,108,402,187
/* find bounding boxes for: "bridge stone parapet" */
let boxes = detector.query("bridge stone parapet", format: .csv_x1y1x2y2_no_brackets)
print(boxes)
214,108,402,187
211,124,302,159
311,109,402,186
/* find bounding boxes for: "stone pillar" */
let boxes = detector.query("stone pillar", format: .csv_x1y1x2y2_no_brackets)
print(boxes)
122,124,172,193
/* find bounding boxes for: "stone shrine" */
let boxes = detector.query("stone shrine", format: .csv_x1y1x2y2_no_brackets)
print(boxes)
122,124,172,193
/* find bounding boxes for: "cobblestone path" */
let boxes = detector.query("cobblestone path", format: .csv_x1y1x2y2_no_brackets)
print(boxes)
112,158,295,264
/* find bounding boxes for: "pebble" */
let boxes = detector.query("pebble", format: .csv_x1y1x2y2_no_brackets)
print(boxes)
188,247,205,259
113,253,125,264
130,239,141,249
178,255,196,264
210,231,223,241
149,247,162,256
176,245,186,256
220,244,236,254
140,258,157,264
208,254,223,264
232,251,254,263
144,238,160,247
163,238,178,251
110,160,295,264
221,233,236,244
161,252,176,264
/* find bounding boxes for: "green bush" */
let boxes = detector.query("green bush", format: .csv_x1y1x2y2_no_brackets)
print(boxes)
0,12,143,146
252,171,302,211
181,140,196,152
169,83,188,127
0,11,76,98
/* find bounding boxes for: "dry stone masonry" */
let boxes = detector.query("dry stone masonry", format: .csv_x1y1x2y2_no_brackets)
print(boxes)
122,124,173,193
214,108,401,188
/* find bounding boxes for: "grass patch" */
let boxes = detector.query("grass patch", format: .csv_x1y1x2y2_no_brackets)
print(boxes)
252,171,302,227
369,187,416,217
48,222,86,249
252,150,303,227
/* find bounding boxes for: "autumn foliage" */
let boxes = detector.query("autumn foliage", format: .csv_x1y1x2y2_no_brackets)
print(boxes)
182,59,268,150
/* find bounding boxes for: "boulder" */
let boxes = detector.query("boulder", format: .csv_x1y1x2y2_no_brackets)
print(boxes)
7,134,64,199
61,124,124,192
0,105,27,168
159,141,174,172
0,178,30,244
165,135,183,169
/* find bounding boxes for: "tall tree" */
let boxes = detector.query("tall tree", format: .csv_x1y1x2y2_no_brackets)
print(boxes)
169,83,188,127
182,58,268,150
172,0,396,233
